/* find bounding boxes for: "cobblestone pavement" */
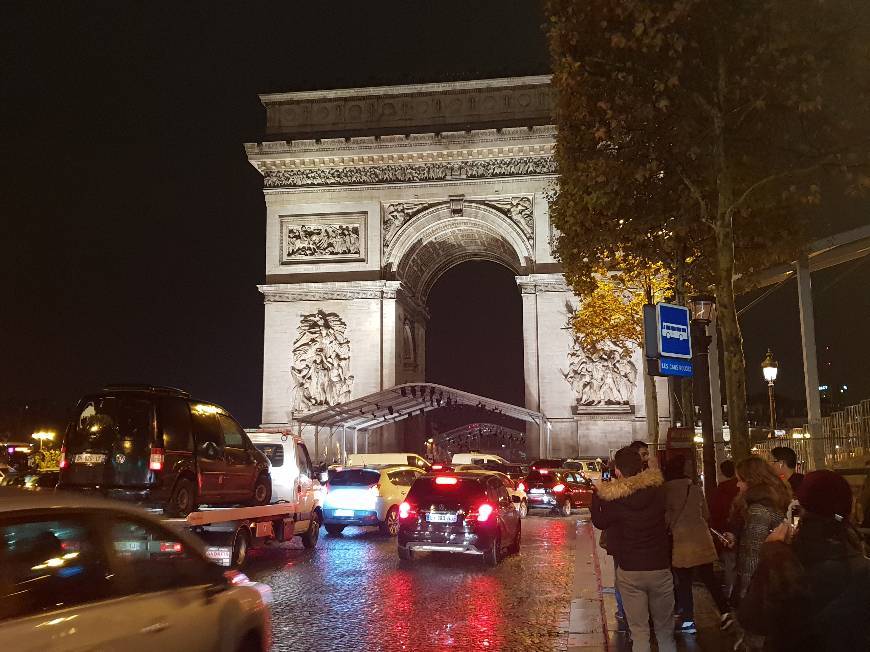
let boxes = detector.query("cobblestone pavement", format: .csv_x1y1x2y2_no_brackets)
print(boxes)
246,514,578,652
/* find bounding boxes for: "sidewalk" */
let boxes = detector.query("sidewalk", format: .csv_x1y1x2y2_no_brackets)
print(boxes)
569,518,737,651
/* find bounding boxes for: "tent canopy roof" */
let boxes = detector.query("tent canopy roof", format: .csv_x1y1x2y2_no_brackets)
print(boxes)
298,383,547,432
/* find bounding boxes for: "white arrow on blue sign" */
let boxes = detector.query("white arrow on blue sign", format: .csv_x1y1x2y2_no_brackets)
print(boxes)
656,303,692,359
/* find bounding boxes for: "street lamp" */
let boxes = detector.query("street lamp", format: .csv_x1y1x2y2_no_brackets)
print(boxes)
689,294,717,502
31,430,55,451
761,349,778,435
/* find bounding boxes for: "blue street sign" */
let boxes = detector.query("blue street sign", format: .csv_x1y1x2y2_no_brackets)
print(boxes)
656,303,692,359
658,357,694,377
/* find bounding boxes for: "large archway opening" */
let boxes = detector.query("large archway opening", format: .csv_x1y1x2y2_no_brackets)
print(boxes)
425,261,525,457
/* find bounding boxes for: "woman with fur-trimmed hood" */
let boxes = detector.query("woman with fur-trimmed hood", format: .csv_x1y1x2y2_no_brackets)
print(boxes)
592,447,676,652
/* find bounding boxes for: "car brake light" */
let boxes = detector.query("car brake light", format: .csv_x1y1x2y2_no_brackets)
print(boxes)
432,464,443,470
552,483,566,493
517,482,525,492
59,447,67,469
477,503,494,522
159,541,183,553
540,469,549,475
435,476,458,485
399,501,415,519
149,448,164,471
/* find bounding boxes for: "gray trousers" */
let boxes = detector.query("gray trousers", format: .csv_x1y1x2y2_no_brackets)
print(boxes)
616,567,677,652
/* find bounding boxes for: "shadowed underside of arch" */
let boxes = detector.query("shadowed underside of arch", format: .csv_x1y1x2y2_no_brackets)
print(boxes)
387,204,533,300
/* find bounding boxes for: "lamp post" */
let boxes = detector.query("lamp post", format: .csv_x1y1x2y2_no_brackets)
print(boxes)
689,294,717,502
31,430,55,452
761,349,778,436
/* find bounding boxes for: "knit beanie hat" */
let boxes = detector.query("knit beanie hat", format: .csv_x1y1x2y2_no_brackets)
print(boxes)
795,469,853,520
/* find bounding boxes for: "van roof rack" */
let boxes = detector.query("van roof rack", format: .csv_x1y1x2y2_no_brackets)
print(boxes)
103,383,190,398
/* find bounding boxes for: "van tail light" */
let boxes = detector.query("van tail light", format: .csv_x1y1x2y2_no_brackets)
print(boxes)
431,464,443,470
552,483,566,493
59,447,67,469
476,503,494,522
149,448,164,471
435,476,458,485
399,501,416,519
517,482,525,492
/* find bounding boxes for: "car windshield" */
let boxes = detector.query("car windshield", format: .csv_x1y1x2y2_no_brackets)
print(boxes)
329,469,381,486
68,396,153,451
406,477,486,506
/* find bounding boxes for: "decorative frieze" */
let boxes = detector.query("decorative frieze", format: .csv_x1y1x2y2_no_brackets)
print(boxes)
262,155,556,188
516,274,571,294
279,212,366,263
383,201,441,249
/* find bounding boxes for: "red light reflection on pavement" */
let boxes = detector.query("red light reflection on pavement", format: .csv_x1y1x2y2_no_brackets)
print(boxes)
459,573,504,649
376,570,416,651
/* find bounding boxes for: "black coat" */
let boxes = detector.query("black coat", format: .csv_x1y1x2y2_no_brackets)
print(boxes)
591,468,670,572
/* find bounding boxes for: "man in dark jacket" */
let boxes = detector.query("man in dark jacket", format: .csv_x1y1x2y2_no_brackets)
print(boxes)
592,447,676,652
709,459,740,599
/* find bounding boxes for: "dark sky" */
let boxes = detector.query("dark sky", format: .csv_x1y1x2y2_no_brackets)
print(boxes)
2,2,867,432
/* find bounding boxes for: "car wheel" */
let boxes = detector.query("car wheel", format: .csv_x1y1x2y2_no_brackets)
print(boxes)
165,476,197,517
379,507,399,536
559,499,572,517
508,520,522,555
324,523,345,536
483,535,501,567
398,546,414,562
250,473,271,506
519,500,528,519
301,512,320,549
232,527,251,568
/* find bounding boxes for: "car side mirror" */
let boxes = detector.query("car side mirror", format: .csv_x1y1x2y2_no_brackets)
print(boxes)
511,495,521,504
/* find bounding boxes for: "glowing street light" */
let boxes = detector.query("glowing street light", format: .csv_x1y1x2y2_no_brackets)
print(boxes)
761,349,778,435
31,430,55,451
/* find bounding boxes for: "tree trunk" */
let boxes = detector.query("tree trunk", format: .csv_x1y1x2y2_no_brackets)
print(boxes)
674,265,694,426
714,217,750,460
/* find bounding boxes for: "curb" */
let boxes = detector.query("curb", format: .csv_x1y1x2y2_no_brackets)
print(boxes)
567,519,612,651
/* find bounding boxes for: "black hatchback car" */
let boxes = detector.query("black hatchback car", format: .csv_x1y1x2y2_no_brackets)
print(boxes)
58,384,271,516
397,472,521,566
523,468,595,516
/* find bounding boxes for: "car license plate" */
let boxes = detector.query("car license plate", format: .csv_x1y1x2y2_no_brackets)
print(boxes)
74,453,106,464
426,513,457,523
114,540,145,552
205,546,232,567
334,509,354,517
530,488,545,494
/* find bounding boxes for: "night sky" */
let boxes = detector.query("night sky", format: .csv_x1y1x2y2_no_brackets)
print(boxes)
2,3,868,435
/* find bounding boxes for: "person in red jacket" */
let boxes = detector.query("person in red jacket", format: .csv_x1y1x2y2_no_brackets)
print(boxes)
709,459,739,602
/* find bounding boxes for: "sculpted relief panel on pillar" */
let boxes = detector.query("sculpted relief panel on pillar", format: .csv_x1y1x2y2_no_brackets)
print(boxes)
280,213,366,263
561,305,638,410
290,310,355,412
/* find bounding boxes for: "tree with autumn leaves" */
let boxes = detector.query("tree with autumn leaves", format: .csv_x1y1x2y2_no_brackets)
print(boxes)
545,0,870,459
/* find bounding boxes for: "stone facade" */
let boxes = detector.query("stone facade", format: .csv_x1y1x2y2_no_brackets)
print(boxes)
247,76,668,459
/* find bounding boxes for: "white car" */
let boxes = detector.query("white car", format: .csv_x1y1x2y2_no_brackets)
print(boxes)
451,452,510,466
322,465,426,536
345,453,431,471
0,487,272,652
454,468,528,518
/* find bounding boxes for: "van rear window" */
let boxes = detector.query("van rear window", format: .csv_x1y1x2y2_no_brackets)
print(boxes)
68,396,153,452
406,477,486,505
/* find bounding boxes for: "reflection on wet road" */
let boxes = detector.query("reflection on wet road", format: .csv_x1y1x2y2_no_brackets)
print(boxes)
246,514,581,652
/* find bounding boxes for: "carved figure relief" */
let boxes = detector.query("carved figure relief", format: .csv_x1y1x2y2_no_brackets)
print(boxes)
382,202,438,249
280,213,366,263
263,155,557,188
291,310,354,412
479,196,534,244
563,335,638,407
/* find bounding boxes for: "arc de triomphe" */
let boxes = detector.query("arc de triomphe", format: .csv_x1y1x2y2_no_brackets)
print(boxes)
245,76,669,459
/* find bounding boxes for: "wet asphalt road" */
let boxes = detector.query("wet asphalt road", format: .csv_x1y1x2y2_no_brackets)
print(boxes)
245,512,582,652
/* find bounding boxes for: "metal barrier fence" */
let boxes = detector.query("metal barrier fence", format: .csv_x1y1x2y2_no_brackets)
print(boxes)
754,398,870,471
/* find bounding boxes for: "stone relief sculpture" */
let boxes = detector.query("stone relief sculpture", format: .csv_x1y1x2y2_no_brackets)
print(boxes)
290,310,354,412
284,223,361,260
263,155,557,188
480,196,534,244
562,306,638,408
382,202,438,249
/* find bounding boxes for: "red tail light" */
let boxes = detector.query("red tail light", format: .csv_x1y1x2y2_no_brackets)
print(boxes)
399,501,416,519
59,447,67,469
435,476,458,485
540,469,549,475
159,541,183,553
552,483,566,493
517,482,526,492
432,464,443,470
149,448,164,471
476,503,494,522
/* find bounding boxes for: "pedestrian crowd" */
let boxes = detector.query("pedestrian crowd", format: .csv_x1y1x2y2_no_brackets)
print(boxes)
591,442,870,651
